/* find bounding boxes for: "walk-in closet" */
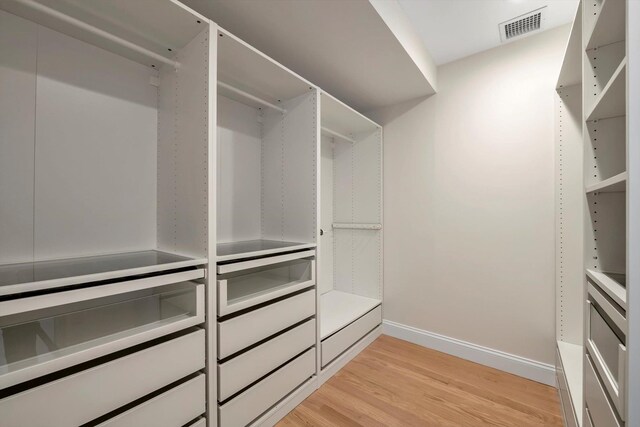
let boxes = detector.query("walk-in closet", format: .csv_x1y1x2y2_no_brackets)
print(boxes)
0,0,638,426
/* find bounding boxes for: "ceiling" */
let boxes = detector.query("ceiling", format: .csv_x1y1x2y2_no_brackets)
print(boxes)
398,0,579,65
182,0,436,113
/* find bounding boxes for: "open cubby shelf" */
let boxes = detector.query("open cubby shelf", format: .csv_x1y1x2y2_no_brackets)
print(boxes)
585,0,626,50
320,290,381,339
0,250,207,297
586,58,626,122
585,171,627,193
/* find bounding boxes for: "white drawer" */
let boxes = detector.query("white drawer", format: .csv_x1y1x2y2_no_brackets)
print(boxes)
98,374,205,427
217,289,315,359
218,348,315,427
218,319,315,401
322,305,381,367
189,418,207,427
585,353,622,427
0,330,205,427
217,254,315,316
586,284,626,418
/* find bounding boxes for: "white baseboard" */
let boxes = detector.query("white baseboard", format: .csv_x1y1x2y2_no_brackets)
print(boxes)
382,320,556,386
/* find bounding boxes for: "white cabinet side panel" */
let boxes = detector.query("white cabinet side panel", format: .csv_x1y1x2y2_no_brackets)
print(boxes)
555,84,584,345
262,91,317,243
319,134,334,295
0,10,36,264
33,27,157,260
214,96,261,243
158,28,209,258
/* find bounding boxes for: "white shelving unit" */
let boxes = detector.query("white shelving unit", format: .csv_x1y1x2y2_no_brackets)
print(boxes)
0,1,212,425
556,1,638,426
554,3,584,426
215,28,318,263
318,92,383,373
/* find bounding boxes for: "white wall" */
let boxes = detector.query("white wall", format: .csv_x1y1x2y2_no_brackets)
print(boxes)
369,25,570,365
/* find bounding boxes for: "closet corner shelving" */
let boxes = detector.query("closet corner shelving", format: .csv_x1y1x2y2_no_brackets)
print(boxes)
318,92,383,378
0,0,212,426
556,0,636,426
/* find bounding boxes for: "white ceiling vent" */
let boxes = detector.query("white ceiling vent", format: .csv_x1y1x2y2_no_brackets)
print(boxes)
499,7,547,42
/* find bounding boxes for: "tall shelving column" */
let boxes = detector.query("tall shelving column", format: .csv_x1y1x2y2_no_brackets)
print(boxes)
554,3,584,426
582,0,633,425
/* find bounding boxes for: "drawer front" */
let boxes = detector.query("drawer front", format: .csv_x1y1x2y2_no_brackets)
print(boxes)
189,419,206,427
585,354,622,427
586,286,626,417
218,257,315,316
218,319,315,401
98,374,205,427
322,305,381,367
556,350,578,427
0,330,205,427
218,289,315,359
219,348,315,427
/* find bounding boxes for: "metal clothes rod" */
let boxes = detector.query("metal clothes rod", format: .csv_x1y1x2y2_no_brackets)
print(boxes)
332,223,382,230
321,127,356,143
15,0,180,68
218,81,286,113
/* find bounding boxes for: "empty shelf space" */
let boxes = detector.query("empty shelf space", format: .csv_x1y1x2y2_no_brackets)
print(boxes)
586,0,626,50
0,250,207,297
586,269,626,309
216,240,316,262
0,282,204,389
332,223,382,230
557,341,584,420
587,58,626,121
321,290,381,339
585,171,627,193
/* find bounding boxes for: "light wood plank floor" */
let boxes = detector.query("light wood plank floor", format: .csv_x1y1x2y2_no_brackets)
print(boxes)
278,335,562,426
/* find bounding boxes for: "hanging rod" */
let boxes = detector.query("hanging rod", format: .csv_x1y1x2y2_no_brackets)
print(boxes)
218,81,286,113
321,127,356,143
14,0,180,69
332,223,382,230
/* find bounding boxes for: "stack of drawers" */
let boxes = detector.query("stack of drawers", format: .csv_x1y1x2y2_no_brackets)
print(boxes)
0,266,208,427
216,250,317,426
585,280,627,426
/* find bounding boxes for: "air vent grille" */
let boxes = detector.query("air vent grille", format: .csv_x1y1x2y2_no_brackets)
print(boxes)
500,7,546,42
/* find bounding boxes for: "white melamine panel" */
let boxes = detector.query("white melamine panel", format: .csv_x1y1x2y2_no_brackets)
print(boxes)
217,319,315,401
586,192,626,274
557,349,579,427
218,348,315,427
157,27,209,259
33,26,157,260
320,135,334,295
215,95,262,243
262,91,317,244
98,374,206,427
584,42,625,116
555,84,584,346
557,3,582,89
585,116,626,186
557,341,583,423
0,330,205,427
321,92,378,136
0,10,36,265
321,305,381,367
217,289,315,358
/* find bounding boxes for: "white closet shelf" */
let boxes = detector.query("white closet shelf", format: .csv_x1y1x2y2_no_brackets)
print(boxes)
322,127,355,144
557,341,584,421
556,2,582,89
216,240,316,262
332,223,382,230
0,0,205,68
587,59,626,121
586,0,626,50
585,171,627,193
320,290,381,339
0,250,207,297
321,92,379,136
586,269,626,309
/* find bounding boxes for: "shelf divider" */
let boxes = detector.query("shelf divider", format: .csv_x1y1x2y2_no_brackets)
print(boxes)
585,171,627,193
587,58,626,121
